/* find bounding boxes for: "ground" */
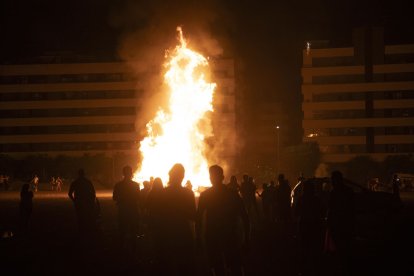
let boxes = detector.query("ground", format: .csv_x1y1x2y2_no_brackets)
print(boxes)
1,184,414,275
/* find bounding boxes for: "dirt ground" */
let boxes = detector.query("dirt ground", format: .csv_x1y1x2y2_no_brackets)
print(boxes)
1,190,414,275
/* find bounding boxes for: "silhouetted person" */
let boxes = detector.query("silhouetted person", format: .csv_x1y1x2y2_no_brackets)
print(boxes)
50,176,56,191
68,169,97,237
196,165,250,276
275,174,291,224
268,181,277,222
392,174,401,201
327,171,355,274
145,177,165,267
19,183,33,234
240,175,258,218
162,163,196,275
3,174,10,191
185,180,193,191
227,175,240,194
113,166,140,253
31,174,39,192
140,180,151,210
295,179,324,275
257,183,274,222
56,176,63,191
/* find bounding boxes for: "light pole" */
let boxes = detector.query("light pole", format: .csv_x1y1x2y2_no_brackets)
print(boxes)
276,125,280,177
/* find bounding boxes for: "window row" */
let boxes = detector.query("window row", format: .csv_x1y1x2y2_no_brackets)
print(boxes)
319,144,414,154
305,126,414,137
0,124,136,135
312,108,414,119
0,141,137,152
0,73,138,85
0,107,136,118
311,90,414,102
0,90,139,101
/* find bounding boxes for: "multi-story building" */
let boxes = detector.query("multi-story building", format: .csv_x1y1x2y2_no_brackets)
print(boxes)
302,28,414,164
0,56,237,168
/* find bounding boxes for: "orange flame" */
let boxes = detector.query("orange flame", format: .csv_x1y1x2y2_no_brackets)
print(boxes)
133,27,216,190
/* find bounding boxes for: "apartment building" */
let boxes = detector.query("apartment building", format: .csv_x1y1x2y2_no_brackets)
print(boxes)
302,28,414,163
0,56,237,166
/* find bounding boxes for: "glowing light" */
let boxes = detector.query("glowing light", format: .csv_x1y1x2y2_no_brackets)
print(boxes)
133,27,216,190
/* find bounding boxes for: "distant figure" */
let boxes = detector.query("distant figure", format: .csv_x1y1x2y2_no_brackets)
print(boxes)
185,180,193,191
68,169,97,236
275,174,291,224
295,179,324,275
145,177,165,266
268,181,277,221
327,171,355,272
162,163,196,275
113,166,140,252
240,175,258,218
196,165,250,275
50,177,56,191
56,176,63,191
1,174,10,191
140,180,151,209
227,175,240,194
257,183,274,222
31,174,39,192
19,183,33,234
392,174,401,200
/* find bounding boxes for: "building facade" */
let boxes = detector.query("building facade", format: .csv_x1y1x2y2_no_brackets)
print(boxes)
302,28,414,163
0,58,237,167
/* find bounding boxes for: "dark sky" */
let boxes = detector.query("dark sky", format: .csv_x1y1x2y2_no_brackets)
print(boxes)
1,0,413,144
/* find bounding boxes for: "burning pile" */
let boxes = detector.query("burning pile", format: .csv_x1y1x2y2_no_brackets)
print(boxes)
133,27,216,190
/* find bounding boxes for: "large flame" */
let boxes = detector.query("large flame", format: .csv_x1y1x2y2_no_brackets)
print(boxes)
133,27,216,190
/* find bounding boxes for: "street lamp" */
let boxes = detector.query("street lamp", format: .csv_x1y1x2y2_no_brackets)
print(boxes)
276,125,280,177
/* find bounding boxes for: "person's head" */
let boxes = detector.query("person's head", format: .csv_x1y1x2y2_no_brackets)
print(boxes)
122,166,133,180
230,175,238,184
152,177,163,190
143,181,150,189
331,170,343,189
168,163,185,186
278,174,285,182
208,165,224,186
243,174,249,182
21,183,29,192
209,165,224,187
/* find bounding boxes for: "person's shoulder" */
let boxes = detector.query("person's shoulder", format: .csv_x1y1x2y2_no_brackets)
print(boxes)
200,186,214,197
182,186,195,197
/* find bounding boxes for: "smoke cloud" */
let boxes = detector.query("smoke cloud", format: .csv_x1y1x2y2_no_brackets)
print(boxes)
110,0,239,174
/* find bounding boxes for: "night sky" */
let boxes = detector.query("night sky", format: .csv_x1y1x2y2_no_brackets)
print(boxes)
1,0,413,144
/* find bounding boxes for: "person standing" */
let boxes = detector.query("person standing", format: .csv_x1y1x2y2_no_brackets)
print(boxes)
295,179,324,275
227,175,240,195
112,166,140,252
50,177,56,191
56,176,63,192
275,174,291,224
31,174,39,192
327,171,355,274
68,169,97,237
145,177,165,268
162,163,196,275
196,165,250,275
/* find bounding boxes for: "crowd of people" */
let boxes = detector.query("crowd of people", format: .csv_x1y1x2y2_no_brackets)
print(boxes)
16,163,364,275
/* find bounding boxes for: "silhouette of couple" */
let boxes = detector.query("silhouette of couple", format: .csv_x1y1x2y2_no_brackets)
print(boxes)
148,163,250,276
